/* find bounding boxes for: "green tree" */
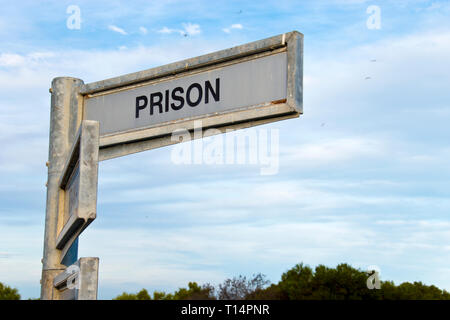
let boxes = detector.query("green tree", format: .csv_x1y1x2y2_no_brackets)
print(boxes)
113,282,214,300
113,262,450,300
0,282,20,300
136,288,151,300
254,263,450,300
274,263,381,300
173,282,215,300
114,288,151,300
246,283,286,300
278,263,314,299
152,290,173,300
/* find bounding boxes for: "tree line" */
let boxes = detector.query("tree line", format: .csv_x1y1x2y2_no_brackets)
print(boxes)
2,262,449,300
114,263,450,300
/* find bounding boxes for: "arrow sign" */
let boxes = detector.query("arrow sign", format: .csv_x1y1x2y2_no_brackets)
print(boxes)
55,120,99,261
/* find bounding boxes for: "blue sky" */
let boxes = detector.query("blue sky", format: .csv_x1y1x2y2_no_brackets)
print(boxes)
0,0,450,299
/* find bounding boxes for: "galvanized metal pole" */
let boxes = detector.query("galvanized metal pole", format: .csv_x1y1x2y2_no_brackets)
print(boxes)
41,77,84,300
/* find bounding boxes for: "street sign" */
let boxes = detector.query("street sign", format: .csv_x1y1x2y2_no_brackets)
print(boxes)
42,31,303,300
55,120,99,260
54,257,99,300
81,31,303,161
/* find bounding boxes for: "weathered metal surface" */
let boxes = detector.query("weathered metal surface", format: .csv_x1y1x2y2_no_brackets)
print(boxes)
82,31,303,160
85,52,287,136
41,77,84,300
56,120,99,260
99,104,297,161
286,31,303,114
54,257,99,300
81,32,300,95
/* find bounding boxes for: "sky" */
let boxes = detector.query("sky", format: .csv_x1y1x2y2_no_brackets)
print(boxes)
0,0,449,299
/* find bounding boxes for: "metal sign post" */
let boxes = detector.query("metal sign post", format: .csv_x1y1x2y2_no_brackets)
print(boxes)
41,31,303,300
41,77,85,300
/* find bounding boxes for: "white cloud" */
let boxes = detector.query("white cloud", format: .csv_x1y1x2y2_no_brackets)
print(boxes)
158,26,175,34
0,51,57,69
158,23,201,36
223,23,243,33
0,53,26,67
96,176,450,223
139,26,148,35
0,225,43,284
108,25,127,35
426,2,442,11
305,31,450,108
281,137,386,167
182,22,201,36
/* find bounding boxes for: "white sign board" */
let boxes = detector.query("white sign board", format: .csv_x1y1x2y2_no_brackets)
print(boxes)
81,31,303,160
85,52,287,136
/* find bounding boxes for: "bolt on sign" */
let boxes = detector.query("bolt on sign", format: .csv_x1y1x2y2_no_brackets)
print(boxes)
81,31,303,161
